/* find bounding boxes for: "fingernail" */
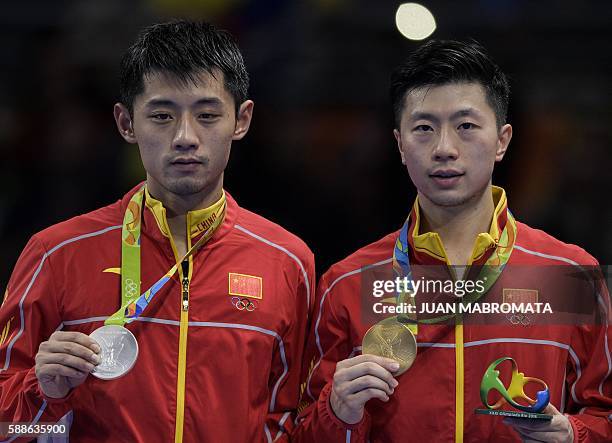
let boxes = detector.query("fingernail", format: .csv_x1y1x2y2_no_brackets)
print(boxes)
390,362,400,370
91,353,101,364
391,379,399,388
92,344,101,353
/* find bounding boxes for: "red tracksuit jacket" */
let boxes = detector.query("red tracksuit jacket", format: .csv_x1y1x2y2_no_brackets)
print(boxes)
293,188,611,442
0,183,314,442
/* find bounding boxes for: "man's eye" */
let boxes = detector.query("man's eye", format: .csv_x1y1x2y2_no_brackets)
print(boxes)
151,114,172,121
458,122,475,130
199,113,219,120
414,125,432,132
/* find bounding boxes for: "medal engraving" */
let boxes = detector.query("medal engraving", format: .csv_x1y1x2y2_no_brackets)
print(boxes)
89,325,138,380
362,316,417,376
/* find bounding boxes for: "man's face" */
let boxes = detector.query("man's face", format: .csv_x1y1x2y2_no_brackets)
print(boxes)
119,70,251,199
394,82,511,208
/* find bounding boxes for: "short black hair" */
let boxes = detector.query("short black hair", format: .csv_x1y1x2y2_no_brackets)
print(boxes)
119,20,249,116
390,39,510,128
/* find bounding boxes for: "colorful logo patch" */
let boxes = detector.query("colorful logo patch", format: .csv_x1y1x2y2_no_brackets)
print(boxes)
229,273,262,299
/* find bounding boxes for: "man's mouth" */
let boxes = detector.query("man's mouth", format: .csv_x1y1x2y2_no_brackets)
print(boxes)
429,169,465,187
429,169,464,178
169,158,204,172
171,158,202,165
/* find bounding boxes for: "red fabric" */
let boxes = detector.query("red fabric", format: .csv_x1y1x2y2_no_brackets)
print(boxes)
294,220,611,442
0,183,314,442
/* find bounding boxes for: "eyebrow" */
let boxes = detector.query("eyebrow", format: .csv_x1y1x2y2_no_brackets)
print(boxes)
144,97,224,108
450,108,481,119
409,108,482,122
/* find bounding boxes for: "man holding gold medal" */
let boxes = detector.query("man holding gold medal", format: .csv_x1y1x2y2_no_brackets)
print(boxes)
293,40,611,442
0,21,314,442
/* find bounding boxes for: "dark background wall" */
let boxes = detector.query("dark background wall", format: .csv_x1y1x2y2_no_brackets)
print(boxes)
2,0,611,292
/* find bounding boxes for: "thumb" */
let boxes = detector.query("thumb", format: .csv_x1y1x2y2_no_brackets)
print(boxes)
542,403,561,416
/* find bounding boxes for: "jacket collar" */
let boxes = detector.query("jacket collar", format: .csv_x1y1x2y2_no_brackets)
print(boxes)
119,182,238,257
407,186,509,265
143,186,226,239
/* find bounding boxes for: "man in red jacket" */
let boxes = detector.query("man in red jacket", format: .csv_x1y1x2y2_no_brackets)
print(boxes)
0,20,314,442
293,40,610,442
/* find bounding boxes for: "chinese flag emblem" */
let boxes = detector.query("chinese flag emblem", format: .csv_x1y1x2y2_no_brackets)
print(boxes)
229,273,263,299
503,288,538,304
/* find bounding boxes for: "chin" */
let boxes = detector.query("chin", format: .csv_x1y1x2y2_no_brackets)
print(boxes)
165,178,209,196
426,185,491,208
423,189,473,208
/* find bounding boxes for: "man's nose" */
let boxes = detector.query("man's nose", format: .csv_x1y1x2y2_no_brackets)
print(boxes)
172,115,199,150
431,126,459,161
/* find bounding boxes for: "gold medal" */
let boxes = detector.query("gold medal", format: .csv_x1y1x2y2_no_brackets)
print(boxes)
362,316,417,376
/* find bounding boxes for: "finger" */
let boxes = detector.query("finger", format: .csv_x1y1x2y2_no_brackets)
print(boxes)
511,426,545,443
338,354,400,372
37,363,89,379
503,418,552,431
343,374,396,396
39,340,101,365
336,361,398,390
517,430,561,442
37,352,97,373
49,331,101,353
347,388,390,407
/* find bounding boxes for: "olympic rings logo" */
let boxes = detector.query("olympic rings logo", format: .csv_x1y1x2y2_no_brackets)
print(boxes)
231,297,258,312
507,313,531,326
124,279,138,298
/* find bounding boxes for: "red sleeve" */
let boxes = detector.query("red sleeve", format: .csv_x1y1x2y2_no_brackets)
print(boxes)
292,271,371,442
0,235,72,441
564,265,612,442
263,249,315,442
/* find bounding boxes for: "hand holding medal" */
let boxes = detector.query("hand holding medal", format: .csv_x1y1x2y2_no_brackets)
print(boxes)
362,222,418,376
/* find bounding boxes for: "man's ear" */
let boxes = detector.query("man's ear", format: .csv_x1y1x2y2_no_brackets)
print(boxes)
114,103,137,144
394,129,407,165
232,100,254,141
495,123,512,162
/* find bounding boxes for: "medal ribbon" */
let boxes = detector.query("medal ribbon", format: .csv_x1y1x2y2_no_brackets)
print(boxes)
105,186,227,326
393,209,517,333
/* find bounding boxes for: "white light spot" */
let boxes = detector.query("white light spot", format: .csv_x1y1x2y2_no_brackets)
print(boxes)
395,3,436,41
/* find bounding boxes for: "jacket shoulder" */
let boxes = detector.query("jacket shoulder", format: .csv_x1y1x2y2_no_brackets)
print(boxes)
33,200,123,251
322,231,397,286
513,221,598,266
233,206,314,268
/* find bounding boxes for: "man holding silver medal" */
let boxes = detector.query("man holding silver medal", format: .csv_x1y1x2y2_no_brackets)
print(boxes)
293,40,611,441
0,20,314,442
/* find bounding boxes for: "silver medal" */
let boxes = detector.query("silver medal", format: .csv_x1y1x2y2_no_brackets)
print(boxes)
89,325,139,380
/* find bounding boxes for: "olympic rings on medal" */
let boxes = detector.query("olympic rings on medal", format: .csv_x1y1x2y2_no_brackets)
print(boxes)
231,296,258,312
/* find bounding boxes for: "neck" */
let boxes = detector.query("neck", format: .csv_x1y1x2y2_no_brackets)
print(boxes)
147,175,224,258
147,175,224,218
418,185,494,265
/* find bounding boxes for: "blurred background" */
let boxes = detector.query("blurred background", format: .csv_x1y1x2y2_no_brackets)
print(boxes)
1,0,611,292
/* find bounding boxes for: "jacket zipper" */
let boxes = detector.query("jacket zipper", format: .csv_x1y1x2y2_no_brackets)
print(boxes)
181,260,190,311
174,217,192,443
